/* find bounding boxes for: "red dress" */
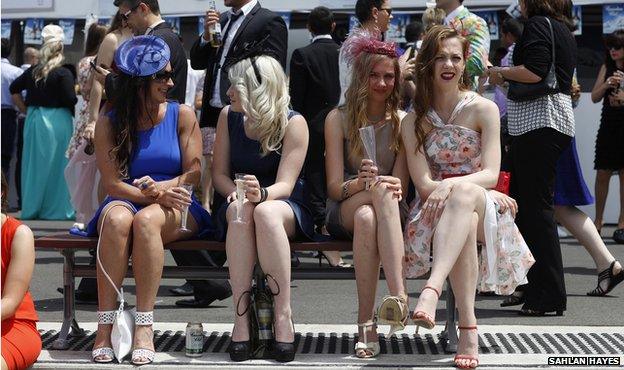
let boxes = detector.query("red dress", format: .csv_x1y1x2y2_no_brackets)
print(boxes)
1,217,41,370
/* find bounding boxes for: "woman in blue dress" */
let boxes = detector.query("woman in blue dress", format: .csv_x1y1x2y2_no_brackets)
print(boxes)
87,36,211,365
212,51,312,363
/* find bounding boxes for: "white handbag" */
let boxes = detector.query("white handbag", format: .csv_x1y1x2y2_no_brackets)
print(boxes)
96,205,135,362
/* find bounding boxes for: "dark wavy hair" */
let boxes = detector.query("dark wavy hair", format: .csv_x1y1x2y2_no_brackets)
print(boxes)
108,74,155,178
605,29,624,69
522,0,574,29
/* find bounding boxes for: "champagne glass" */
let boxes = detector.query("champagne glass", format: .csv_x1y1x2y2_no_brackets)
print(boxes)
233,173,246,223
179,183,194,232
359,126,377,190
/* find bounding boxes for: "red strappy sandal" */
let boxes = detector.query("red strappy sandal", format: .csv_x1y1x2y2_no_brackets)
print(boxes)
454,326,479,369
412,286,440,332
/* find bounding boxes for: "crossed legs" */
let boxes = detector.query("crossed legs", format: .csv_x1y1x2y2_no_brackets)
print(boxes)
340,183,406,353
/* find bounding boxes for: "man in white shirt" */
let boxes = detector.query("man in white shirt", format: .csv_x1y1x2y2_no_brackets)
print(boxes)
1,38,24,180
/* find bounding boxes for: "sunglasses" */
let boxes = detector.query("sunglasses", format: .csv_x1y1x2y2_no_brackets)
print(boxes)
607,45,623,51
121,3,140,21
152,70,174,82
380,7,393,16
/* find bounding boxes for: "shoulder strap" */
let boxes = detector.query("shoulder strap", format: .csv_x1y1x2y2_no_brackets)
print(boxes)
544,17,556,67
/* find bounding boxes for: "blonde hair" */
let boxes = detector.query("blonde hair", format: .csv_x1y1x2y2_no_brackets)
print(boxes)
228,55,290,156
33,40,64,83
342,52,401,159
422,7,446,31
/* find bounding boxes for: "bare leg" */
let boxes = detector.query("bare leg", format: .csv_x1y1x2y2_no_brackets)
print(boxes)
371,182,407,300
201,154,213,211
254,201,297,343
337,191,380,346
225,200,257,342
554,205,619,272
131,204,198,360
414,183,486,321
2,355,9,370
449,214,479,368
594,170,612,232
93,202,134,358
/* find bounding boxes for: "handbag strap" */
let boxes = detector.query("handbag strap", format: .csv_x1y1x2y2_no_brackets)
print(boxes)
543,17,556,71
95,204,127,311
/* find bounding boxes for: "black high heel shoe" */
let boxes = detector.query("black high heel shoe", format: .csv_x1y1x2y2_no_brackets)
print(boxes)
229,291,252,362
317,251,351,268
587,260,624,296
273,319,296,363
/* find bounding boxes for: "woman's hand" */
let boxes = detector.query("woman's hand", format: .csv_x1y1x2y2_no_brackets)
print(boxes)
605,73,622,90
609,88,624,107
375,175,403,201
156,187,192,210
488,190,518,218
132,176,162,198
358,159,378,189
83,121,96,141
402,57,416,82
241,174,262,203
226,190,238,203
421,180,454,223
486,67,505,86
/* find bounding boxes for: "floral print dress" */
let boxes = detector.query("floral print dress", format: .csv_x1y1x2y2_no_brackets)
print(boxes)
66,56,94,158
403,92,535,295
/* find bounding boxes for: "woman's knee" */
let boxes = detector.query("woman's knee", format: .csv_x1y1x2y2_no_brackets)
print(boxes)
226,200,255,223
132,208,164,235
353,205,376,232
370,182,395,207
101,209,133,239
447,182,481,209
253,201,284,231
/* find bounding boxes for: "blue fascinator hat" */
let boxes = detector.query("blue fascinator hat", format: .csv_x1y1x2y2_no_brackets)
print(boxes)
114,35,170,77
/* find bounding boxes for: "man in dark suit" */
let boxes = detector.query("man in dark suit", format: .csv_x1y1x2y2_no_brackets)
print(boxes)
113,0,187,102
288,7,340,234
168,0,287,308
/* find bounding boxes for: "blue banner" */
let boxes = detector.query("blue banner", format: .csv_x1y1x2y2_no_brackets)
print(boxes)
572,5,582,35
387,14,411,43
163,17,180,35
1,20,11,39
24,18,44,44
59,19,75,45
474,11,499,41
603,4,624,34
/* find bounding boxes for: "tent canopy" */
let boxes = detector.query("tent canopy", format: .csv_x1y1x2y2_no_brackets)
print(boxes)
2,0,621,18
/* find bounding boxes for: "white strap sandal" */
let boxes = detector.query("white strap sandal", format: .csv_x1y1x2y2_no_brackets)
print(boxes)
131,311,155,366
354,321,380,359
92,310,115,363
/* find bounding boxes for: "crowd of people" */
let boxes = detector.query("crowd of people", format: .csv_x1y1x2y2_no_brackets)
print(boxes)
1,0,624,368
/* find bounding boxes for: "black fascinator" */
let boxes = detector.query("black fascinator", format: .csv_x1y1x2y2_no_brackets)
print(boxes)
222,33,279,84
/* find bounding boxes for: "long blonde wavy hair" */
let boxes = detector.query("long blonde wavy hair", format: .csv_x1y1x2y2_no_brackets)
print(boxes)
33,40,64,83
342,52,402,159
228,55,290,156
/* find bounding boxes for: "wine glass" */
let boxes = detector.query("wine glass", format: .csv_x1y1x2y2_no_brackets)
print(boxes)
233,173,247,223
359,126,377,190
179,183,194,232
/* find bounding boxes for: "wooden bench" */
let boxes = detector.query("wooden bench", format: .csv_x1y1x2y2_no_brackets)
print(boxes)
35,232,459,352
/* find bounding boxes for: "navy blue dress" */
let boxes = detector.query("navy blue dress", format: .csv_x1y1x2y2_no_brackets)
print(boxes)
214,109,314,241
83,102,212,237
554,137,594,206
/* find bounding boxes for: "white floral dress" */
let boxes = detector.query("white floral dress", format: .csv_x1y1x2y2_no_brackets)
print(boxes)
403,92,535,295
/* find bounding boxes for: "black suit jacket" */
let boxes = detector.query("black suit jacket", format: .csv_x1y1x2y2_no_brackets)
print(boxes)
190,2,288,127
151,22,187,103
288,38,341,124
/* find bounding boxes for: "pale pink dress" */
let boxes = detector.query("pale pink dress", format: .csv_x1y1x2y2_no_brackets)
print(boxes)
403,92,535,295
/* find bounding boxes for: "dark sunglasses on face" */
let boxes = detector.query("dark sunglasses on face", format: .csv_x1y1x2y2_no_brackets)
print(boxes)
121,3,140,21
152,70,174,82
607,45,623,51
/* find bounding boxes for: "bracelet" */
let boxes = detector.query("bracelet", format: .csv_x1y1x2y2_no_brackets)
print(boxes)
341,180,352,200
259,187,268,203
